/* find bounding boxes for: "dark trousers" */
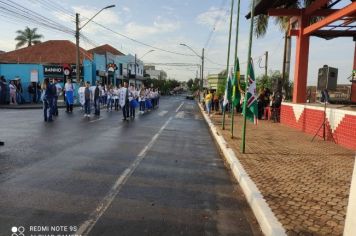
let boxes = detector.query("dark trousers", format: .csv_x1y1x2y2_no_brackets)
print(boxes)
66,101,73,112
122,102,129,119
140,101,145,111
84,99,91,114
94,98,100,115
43,97,53,121
53,96,58,116
130,103,135,117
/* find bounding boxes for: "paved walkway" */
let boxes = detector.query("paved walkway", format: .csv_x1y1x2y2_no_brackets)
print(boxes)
208,111,355,235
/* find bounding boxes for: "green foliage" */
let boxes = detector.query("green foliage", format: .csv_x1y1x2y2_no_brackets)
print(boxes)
187,79,193,89
15,27,43,49
143,78,181,95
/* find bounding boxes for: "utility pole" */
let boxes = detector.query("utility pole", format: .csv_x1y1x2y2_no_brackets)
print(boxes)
201,48,205,101
75,13,80,83
135,54,137,87
265,51,268,77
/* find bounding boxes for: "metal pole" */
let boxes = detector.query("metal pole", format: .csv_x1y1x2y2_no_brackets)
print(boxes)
281,32,288,92
231,0,241,139
201,48,204,102
241,0,256,154
75,13,80,83
135,54,137,87
265,51,268,77
222,0,234,130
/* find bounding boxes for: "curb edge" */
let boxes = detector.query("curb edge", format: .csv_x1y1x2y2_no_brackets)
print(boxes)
198,103,286,236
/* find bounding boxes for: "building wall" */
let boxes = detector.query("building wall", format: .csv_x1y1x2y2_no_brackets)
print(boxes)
0,62,93,102
0,64,43,102
280,103,356,150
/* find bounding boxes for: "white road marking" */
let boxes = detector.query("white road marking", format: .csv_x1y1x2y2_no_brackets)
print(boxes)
76,116,173,236
175,111,185,119
175,102,184,113
89,118,103,123
158,110,168,116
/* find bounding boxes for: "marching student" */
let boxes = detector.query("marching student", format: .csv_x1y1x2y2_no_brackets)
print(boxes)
139,85,146,114
119,82,129,121
128,85,137,119
106,85,114,112
113,85,120,111
64,78,75,113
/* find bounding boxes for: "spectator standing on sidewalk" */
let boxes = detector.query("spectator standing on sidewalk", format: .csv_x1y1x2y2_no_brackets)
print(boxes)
28,82,36,103
0,76,7,104
9,80,17,105
64,78,75,113
205,90,213,116
16,79,25,104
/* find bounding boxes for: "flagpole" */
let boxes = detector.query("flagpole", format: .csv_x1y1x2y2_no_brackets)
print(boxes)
231,0,241,139
241,0,256,153
222,0,234,130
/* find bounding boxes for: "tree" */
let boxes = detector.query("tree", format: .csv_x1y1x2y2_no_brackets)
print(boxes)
15,27,43,49
187,79,194,90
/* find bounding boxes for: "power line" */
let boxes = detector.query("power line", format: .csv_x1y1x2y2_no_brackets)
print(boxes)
28,0,197,57
204,0,229,49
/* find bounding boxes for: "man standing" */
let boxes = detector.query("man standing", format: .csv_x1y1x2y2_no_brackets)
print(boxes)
84,81,91,118
94,81,101,116
119,82,129,121
45,79,56,122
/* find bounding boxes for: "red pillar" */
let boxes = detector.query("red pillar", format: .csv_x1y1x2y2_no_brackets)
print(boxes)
351,42,356,103
293,14,310,103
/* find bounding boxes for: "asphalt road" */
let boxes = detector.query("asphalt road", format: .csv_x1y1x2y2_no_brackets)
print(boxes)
0,96,261,236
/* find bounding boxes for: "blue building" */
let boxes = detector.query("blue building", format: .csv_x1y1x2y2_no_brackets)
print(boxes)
0,40,92,103
0,41,146,103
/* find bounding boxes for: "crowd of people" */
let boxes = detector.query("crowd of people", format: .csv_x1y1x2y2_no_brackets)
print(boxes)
0,76,30,105
40,78,160,122
203,87,283,122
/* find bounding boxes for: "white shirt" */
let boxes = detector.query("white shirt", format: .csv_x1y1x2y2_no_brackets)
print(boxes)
119,87,128,107
65,83,74,92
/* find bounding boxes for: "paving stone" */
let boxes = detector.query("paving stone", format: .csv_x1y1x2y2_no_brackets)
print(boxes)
208,113,355,236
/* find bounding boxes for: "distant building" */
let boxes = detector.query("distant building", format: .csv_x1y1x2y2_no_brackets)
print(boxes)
207,69,226,91
144,65,167,80
0,50,5,54
307,84,352,103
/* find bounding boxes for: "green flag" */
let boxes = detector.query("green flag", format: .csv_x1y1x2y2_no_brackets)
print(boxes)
242,59,258,124
232,57,241,107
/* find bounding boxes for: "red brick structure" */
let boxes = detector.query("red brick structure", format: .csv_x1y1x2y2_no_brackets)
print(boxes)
281,103,356,150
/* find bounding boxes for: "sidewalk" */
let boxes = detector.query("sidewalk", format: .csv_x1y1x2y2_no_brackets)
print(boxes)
203,108,355,235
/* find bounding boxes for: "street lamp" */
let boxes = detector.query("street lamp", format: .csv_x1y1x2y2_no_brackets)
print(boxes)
139,50,155,60
180,43,204,102
75,5,116,83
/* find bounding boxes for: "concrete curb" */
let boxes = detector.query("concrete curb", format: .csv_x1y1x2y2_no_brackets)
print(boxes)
198,103,286,236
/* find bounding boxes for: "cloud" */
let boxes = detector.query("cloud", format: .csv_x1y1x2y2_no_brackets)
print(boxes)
123,6,131,13
124,17,180,38
196,7,229,32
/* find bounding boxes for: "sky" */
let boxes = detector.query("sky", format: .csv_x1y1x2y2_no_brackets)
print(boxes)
0,0,354,86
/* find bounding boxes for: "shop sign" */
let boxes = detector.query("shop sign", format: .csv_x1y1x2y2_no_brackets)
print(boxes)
43,65,63,76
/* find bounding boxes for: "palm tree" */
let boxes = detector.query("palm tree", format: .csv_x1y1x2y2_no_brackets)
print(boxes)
252,0,331,99
15,27,43,49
